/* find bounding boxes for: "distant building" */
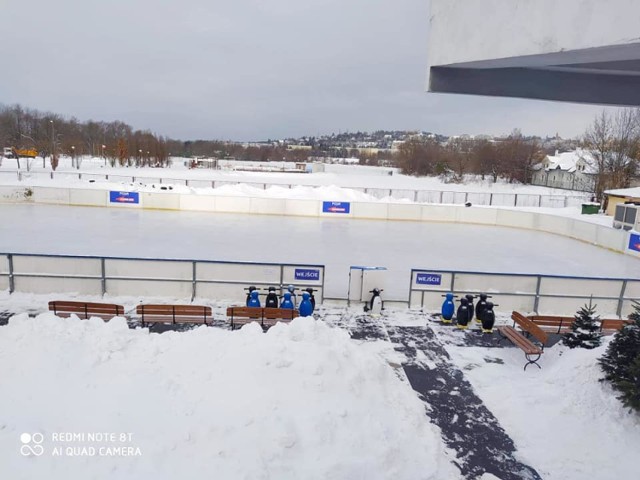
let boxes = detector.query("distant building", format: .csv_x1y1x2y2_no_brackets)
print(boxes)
531,149,596,192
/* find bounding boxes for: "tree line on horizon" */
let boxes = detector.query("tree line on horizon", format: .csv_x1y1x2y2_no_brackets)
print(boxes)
396,110,640,199
1,104,637,198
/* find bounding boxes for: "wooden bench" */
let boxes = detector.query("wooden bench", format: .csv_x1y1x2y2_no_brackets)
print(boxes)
528,315,630,335
136,304,212,327
226,306,299,330
497,311,549,370
48,301,125,321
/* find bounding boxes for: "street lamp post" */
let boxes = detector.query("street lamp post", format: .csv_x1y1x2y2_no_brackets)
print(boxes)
71,146,76,169
102,144,106,166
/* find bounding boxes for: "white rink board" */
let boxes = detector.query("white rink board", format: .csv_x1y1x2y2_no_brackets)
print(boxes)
387,204,422,221
249,198,286,215
69,189,107,207
33,187,70,204
539,277,623,297
624,280,640,299
454,273,538,295
537,297,620,317
105,259,192,280
196,262,281,284
143,192,180,210
180,195,216,212
106,279,191,298
13,276,102,295
0,254,9,274
351,202,388,220
284,199,320,217
12,255,101,277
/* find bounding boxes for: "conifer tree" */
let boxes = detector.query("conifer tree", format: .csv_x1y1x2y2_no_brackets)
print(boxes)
562,302,602,349
599,302,640,411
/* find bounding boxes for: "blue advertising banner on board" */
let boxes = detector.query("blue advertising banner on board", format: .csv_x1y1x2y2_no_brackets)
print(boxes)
322,201,350,214
629,233,640,252
109,191,139,204
295,268,320,281
416,273,442,286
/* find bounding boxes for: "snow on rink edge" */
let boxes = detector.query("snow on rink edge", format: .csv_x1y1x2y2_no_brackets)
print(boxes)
445,339,640,480
0,314,460,480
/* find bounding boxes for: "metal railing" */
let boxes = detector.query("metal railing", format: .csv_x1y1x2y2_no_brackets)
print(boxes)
5,170,591,208
409,268,640,318
0,253,325,303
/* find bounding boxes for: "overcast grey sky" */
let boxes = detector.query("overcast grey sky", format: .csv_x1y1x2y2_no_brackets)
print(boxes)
0,0,609,141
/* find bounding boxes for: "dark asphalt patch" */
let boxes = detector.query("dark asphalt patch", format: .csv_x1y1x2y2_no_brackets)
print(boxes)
388,325,542,480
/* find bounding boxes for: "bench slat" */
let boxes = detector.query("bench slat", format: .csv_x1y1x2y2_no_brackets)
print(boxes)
499,326,542,355
511,311,548,346
226,306,299,329
136,304,212,326
48,301,125,320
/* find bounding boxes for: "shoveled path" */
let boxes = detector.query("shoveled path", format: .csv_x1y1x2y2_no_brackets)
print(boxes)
331,309,541,480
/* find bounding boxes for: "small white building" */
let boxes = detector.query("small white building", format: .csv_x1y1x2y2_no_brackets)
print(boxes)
531,149,597,192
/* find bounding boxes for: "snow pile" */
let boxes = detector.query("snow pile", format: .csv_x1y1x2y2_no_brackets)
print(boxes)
0,314,457,480
446,341,640,480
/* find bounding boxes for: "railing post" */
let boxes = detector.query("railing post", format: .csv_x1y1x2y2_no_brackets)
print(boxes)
439,191,443,204
464,192,469,204
489,193,493,206
514,194,518,207
413,190,418,202
538,195,542,207
192,261,197,302
101,258,107,296
617,280,628,318
8,254,14,294
533,275,542,313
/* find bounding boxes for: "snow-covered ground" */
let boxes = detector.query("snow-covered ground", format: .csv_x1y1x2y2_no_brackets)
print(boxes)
1,296,638,480
445,337,640,480
0,313,458,480
2,159,638,480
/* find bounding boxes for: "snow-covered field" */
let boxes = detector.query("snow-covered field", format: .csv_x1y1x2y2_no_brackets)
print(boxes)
0,155,590,198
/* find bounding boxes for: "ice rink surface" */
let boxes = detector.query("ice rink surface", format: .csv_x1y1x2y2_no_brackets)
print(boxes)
1,204,639,299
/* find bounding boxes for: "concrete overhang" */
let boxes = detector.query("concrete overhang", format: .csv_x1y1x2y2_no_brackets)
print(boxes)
427,0,640,105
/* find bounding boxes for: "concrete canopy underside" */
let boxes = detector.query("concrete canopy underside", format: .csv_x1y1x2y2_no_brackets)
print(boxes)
427,0,640,105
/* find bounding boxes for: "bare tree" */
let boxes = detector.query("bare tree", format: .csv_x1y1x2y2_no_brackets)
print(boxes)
584,109,640,200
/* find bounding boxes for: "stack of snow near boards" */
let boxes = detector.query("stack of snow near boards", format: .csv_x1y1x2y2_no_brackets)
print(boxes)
440,293,496,332
244,285,316,317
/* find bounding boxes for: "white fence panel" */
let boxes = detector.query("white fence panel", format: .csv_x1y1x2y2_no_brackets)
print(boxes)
0,254,9,274
539,277,623,297
13,255,101,276
537,297,620,317
14,277,102,295
454,273,538,294
105,259,192,280
106,279,191,298
624,281,640,300
196,262,281,284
